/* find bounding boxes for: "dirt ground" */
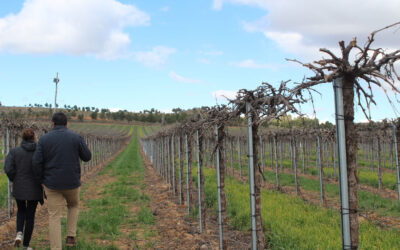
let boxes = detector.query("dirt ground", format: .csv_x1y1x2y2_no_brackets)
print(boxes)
0,141,252,249
139,145,251,250
0,141,128,249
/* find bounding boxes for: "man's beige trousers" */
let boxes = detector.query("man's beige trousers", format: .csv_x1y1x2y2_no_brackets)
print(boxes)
44,186,80,250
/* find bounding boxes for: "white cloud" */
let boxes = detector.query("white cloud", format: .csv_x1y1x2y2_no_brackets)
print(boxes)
0,0,150,59
211,90,237,100
212,0,223,10
110,107,123,112
160,108,173,113
359,118,373,123
201,50,223,56
212,0,268,10
229,59,276,70
319,118,331,124
215,0,400,59
198,58,211,64
160,6,169,12
135,46,176,67
169,71,206,84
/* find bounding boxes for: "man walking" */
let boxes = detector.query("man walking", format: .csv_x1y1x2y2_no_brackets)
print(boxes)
32,112,91,249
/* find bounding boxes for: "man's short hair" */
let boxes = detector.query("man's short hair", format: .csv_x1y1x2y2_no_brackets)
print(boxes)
52,112,68,126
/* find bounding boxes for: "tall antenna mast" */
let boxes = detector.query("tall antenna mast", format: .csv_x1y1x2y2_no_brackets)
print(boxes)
53,73,60,112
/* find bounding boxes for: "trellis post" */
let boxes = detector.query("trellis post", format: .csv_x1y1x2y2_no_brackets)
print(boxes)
172,135,176,194
178,136,183,204
196,130,203,233
7,128,11,219
393,123,400,211
185,134,190,214
316,135,324,204
333,78,351,250
215,125,224,249
246,102,257,250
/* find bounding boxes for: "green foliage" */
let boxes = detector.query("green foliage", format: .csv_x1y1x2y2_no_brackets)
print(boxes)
90,111,98,120
136,206,155,225
0,173,7,208
199,166,400,249
268,114,320,128
78,197,128,238
47,127,156,248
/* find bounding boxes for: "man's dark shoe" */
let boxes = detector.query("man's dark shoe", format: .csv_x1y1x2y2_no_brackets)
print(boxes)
65,236,77,247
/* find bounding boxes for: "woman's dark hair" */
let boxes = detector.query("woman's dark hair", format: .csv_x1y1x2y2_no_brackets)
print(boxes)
22,129,36,142
52,112,68,126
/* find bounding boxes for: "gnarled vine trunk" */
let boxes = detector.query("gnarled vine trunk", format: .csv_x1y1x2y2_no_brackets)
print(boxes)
199,134,206,231
217,125,228,249
251,119,265,249
187,135,194,209
343,75,358,249
179,136,185,203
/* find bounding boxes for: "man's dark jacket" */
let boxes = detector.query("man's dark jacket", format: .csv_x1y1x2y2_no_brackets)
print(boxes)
32,126,91,190
4,141,43,201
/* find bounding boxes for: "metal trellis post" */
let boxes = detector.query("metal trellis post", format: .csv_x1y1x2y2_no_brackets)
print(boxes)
178,136,182,204
172,135,176,195
196,130,202,233
392,124,400,211
246,102,257,250
317,136,324,204
185,134,190,214
215,125,223,250
333,78,351,250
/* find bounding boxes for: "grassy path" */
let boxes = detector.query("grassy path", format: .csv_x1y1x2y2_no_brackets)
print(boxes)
29,127,156,249
0,127,216,249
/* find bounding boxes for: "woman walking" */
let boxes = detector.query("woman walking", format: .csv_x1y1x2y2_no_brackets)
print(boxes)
4,128,43,250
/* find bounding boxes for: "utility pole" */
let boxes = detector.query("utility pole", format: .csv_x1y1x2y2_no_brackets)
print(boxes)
53,73,60,112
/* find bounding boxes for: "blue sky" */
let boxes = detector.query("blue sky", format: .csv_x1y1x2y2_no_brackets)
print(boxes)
0,0,399,122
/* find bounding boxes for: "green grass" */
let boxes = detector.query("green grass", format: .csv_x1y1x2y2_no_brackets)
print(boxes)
197,167,400,249
0,173,8,208
358,170,398,190
68,122,132,137
136,205,155,225
261,154,400,191
0,144,3,161
31,126,155,249
260,168,400,218
219,155,400,219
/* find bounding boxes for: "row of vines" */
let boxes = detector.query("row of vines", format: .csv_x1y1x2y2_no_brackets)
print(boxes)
141,107,400,249
0,118,131,223
141,23,400,250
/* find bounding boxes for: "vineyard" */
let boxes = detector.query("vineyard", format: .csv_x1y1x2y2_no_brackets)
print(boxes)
0,114,399,249
0,14,399,250
139,106,400,248
0,120,132,223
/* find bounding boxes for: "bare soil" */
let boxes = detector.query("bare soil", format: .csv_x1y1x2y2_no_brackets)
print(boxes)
0,139,252,249
0,140,128,249
139,143,251,250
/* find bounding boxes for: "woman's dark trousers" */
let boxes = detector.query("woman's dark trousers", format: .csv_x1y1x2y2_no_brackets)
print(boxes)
16,200,38,247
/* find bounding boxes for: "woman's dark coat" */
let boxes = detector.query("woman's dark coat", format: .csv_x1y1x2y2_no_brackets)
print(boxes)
4,140,43,201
